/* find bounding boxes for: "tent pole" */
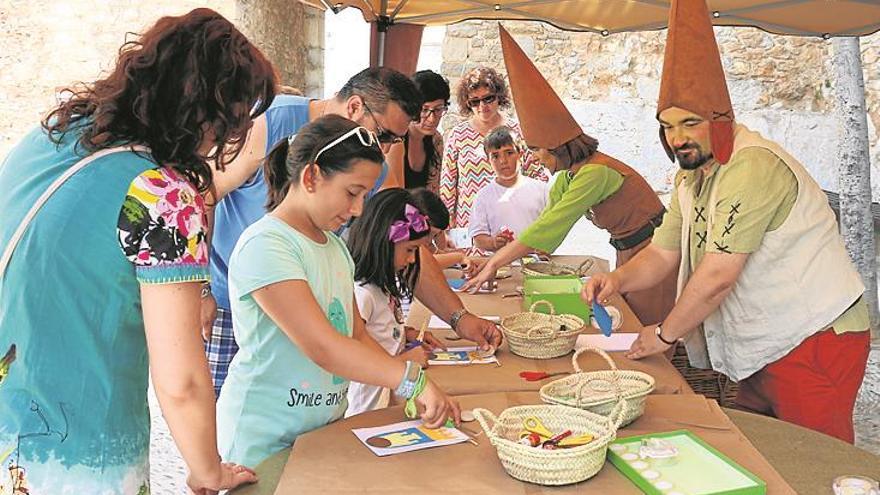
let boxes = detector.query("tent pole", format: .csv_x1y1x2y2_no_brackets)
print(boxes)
833,36,878,341
376,15,391,67
378,30,386,66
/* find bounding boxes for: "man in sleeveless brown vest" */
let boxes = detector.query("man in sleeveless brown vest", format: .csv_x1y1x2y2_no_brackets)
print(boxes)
583,0,870,443
464,25,677,327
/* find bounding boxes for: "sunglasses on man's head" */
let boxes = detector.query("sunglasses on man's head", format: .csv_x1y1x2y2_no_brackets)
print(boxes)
467,94,498,108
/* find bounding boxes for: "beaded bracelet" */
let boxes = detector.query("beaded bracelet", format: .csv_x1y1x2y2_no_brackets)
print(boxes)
394,360,420,399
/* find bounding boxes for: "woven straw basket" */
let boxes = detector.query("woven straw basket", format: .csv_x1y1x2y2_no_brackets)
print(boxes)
473,400,628,486
539,346,654,426
500,301,585,359
521,259,594,278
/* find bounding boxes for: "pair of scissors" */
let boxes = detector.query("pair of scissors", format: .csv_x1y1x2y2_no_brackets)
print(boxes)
523,416,554,438
523,416,594,447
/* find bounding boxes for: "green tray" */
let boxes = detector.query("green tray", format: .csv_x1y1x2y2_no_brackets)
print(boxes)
608,430,767,495
522,275,591,321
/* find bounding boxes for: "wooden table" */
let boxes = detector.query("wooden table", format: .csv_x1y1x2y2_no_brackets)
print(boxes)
408,255,692,396
230,393,880,495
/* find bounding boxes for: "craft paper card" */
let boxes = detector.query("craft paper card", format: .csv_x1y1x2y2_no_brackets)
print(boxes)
353,420,470,457
576,333,638,352
428,346,498,366
447,278,466,290
428,315,499,329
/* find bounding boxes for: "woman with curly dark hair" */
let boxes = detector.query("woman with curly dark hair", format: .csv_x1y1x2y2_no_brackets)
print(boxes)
439,66,545,232
0,8,275,494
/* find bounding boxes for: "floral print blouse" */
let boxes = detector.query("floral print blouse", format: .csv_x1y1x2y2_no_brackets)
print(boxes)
118,167,209,281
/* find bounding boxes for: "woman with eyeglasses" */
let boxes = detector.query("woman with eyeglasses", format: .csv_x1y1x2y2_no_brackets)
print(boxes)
439,67,546,232
215,115,460,469
385,70,449,192
0,9,274,494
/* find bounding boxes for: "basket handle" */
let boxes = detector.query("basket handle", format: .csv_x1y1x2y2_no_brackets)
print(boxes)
571,345,619,373
576,258,594,274
574,373,622,406
472,408,498,438
528,299,555,315
608,397,629,430
525,324,556,338
550,261,576,275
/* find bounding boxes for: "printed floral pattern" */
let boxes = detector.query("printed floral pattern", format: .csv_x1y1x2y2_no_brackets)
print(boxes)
117,167,208,267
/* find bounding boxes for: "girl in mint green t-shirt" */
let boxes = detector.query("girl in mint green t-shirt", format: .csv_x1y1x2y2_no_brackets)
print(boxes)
217,115,460,468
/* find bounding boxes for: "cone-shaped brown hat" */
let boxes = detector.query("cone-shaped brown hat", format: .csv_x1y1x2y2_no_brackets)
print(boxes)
499,24,585,150
657,0,735,164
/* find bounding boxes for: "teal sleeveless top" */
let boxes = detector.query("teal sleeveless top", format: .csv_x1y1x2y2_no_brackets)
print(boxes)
0,124,209,494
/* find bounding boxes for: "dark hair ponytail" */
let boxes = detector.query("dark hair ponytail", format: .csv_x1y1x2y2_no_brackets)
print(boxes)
347,188,431,300
263,138,293,211
262,114,384,210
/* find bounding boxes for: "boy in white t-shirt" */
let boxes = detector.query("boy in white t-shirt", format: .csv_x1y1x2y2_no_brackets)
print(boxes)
469,126,549,252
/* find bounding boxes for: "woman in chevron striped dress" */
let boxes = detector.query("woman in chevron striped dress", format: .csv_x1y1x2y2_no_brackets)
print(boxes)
439,67,546,231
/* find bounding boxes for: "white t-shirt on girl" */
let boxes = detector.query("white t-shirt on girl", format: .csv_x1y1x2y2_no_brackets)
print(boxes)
345,282,406,417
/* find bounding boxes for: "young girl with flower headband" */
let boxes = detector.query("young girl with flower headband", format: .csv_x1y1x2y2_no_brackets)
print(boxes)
344,188,449,416
216,115,460,468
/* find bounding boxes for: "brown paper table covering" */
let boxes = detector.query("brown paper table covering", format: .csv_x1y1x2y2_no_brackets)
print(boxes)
230,396,880,495
408,255,692,396
254,393,804,494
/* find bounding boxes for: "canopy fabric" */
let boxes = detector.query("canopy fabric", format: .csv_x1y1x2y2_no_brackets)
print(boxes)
369,22,424,74
300,0,880,37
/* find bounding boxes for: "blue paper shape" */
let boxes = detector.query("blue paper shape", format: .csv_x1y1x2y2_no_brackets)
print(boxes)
447,278,466,290
592,301,613,337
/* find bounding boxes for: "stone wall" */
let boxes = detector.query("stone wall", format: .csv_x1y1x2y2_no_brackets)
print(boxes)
0,0,323,160
235,0,324,96
441,21,880,199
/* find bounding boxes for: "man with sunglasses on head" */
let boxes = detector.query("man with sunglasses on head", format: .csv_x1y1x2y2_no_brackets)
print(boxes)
204,67,503,397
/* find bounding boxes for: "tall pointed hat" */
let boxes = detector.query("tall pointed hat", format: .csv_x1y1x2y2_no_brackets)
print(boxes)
657,0,735,164
499,24,586,150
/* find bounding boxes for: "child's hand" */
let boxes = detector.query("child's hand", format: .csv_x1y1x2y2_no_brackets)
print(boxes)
416,379,461,428
399,346,430,368
405,327,445,351
493,233,511,250
461,257,489,278
420,331,447,351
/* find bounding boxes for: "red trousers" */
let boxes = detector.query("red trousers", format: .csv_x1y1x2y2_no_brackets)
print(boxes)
735,328,870,444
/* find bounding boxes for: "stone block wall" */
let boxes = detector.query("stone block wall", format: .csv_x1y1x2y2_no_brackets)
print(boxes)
0,0,323,161
235,0,324,97
440,21,880,199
